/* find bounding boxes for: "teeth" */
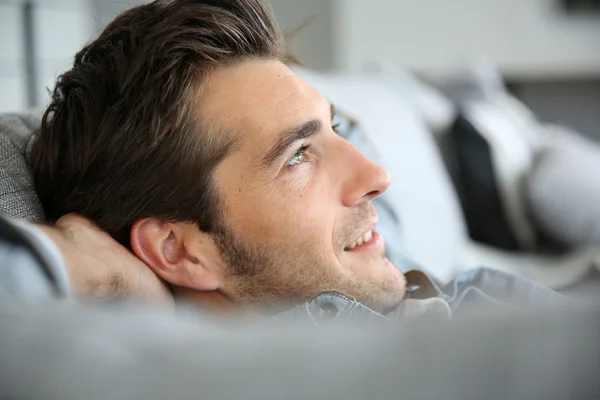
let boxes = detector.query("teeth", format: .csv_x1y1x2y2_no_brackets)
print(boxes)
345,230,374,250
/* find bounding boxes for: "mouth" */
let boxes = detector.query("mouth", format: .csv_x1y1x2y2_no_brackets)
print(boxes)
343,224,384,253
344,229,374,250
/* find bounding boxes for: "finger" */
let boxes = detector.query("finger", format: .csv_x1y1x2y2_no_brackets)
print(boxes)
56,213,98,230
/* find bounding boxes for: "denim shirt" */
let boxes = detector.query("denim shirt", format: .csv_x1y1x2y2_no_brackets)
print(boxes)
277,267,568,325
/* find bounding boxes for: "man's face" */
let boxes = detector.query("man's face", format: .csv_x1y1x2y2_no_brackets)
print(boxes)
198,59,406,313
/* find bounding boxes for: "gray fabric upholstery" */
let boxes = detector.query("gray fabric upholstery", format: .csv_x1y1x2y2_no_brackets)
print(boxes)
0,112,45,222
0,301,598,400
0,112,44,222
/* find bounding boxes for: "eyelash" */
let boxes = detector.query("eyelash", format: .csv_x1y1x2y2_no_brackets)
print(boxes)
286,143,312,167
285,122,340,168
332,122,341,134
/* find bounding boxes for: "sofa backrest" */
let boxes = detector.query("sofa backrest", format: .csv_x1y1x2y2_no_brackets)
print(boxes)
0,112,45,222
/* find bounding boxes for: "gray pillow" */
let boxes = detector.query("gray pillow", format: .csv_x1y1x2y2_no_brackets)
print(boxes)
0,112,45,222
526,127,600,247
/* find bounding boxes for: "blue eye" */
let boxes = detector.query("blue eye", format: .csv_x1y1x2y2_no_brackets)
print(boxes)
286,144,311,167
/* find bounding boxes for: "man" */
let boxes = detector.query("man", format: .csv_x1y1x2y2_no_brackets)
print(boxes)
26,0,562,317
28,0,408,314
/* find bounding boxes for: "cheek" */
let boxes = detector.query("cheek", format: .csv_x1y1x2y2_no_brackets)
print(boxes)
244,178,337,245
278,174,337,230
220,159,340,246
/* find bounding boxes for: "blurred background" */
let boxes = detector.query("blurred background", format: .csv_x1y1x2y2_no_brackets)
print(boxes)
1,0,600,294
1,0,599,138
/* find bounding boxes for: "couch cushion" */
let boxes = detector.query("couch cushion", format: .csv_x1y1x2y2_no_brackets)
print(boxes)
0,112,45,221
437,62,540,253
448,114,529,251
527,126,600,247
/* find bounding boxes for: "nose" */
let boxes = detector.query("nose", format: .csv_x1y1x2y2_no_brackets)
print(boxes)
338,139,391,207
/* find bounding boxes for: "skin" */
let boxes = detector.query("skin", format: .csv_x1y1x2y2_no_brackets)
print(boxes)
40,215,173,305
48,59,407,314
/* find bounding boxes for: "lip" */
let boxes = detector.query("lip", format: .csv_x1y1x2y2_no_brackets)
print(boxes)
344,230,384,253
343,220,379,251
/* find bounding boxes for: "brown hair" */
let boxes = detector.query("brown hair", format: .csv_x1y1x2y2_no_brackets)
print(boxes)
28,0,285,246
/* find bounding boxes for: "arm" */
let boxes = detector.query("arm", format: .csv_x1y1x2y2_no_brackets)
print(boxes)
0,214,70,300
0,213,173,305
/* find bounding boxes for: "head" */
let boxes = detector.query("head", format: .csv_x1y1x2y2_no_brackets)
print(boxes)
29,0,406,313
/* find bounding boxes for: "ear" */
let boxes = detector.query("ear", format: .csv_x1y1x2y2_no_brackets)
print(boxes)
130,218,221,291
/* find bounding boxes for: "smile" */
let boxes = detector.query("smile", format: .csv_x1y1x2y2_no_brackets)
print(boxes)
344,229,374,250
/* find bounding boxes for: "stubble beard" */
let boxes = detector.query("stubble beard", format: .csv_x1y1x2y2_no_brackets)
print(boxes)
212,220,405,314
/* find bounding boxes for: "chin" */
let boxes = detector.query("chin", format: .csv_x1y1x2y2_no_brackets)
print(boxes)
373,257,405,284
351,266,406,313
376,264,407,306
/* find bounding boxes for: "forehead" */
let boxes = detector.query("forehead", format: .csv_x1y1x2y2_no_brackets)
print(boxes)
196,59,326,152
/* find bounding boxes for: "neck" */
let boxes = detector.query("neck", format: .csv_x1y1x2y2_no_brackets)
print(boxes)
174,286,250,316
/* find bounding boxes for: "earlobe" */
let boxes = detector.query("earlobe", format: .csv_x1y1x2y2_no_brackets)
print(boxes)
130,218,221,291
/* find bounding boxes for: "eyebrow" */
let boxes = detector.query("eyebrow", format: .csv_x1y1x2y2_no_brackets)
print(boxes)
259,103,336,169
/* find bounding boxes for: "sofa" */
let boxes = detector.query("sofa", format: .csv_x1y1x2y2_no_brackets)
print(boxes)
1,66,600,400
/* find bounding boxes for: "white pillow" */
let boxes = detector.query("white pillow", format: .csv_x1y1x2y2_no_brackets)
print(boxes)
362,62,456,135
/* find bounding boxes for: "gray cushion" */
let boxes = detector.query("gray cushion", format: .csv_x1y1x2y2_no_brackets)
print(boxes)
0,112,45,221
526,127,600,247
